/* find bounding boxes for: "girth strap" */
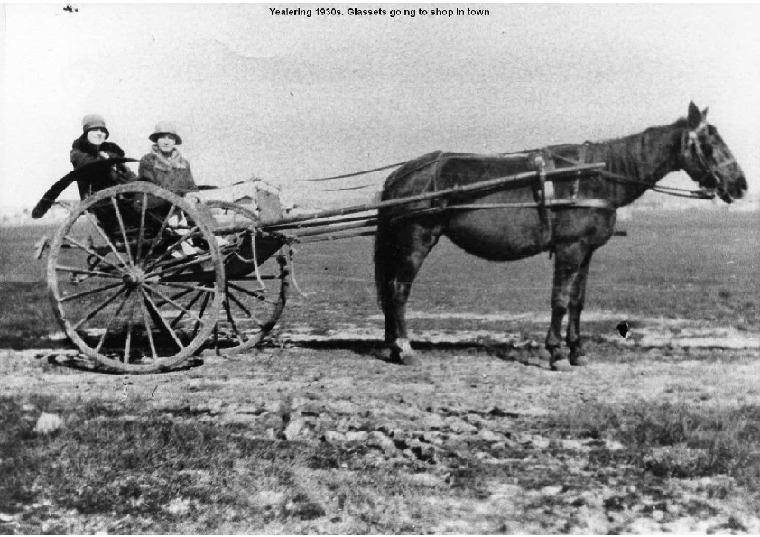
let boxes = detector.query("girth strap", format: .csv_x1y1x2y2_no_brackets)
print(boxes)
531,154,553,251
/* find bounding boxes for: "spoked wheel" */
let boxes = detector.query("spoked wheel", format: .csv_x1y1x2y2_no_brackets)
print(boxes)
206,200,290,354
47,183,225,373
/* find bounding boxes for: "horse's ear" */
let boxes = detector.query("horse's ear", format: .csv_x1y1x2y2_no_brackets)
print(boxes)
687,102,703,129
702,106,709,120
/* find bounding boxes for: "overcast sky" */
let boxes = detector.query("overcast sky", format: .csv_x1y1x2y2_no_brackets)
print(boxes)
2,3,759,209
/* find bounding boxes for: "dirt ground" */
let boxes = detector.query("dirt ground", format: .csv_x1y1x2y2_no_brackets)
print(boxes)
3,311,760,533
2,213,759,533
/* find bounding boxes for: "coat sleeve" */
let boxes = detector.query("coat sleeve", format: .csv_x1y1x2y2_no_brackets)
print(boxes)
138,155,157,184
184,164,199,191
70,147,100,170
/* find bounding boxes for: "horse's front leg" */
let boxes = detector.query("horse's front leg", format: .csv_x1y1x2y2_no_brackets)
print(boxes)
546,242,587,371
566,249,594,366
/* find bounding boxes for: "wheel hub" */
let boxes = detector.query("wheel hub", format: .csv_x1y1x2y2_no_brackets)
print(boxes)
123,267,147,288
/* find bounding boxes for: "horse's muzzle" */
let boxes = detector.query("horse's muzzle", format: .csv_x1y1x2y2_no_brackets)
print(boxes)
722,172,747,203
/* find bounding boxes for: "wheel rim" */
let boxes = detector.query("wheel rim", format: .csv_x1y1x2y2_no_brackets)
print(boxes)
206,200,289,353
48,183,224,372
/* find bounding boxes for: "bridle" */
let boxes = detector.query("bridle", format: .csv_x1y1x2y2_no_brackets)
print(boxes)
680,123,736,199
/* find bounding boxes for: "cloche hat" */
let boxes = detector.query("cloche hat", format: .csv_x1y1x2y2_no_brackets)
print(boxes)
82,114,109,138
149,121,182,145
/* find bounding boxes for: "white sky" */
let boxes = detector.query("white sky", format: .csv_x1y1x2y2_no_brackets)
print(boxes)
2,3,759,209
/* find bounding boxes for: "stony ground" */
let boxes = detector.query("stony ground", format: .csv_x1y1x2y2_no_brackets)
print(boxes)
2,319,760,533
2,212,759,532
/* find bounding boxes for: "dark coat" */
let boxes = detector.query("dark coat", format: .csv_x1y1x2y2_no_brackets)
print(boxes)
70,135,136,198
138,151,197,194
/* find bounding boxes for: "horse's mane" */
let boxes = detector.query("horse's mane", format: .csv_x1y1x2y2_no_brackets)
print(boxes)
570,118,686,184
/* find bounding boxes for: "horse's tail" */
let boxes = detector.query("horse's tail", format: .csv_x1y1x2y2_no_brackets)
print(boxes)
374,215,395,309
374,220,387,308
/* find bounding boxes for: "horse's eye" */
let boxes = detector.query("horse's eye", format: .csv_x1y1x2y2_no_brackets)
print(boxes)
707,125,717,136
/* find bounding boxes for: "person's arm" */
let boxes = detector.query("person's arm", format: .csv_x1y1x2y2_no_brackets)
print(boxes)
113,163,137,183
70,148,100,169
138,155,157,184
184,164,199,191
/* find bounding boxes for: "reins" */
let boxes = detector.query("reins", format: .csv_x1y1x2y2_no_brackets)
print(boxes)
544,151,716,201
298,160,408,182
297,142,718,201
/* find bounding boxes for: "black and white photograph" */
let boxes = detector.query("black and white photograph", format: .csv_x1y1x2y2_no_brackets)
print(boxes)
1,2,759,533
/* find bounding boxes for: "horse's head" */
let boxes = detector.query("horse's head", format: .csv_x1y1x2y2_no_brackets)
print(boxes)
679,102,747,203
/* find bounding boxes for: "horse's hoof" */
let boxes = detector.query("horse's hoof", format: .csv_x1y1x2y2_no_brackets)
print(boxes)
389,339,418,366
569,353,590,367
398,353,420,366
391,348,420,366
548,348,571,371
550,358,573,372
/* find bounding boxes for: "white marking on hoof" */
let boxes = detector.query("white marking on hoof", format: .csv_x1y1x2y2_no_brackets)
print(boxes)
392,338,418,366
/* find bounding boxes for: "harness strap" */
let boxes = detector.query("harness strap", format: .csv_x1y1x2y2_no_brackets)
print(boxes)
388,199,615,224
532,155,553,251
546,150,712,200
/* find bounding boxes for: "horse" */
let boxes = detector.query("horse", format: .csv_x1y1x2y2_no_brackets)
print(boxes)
374,102,747,370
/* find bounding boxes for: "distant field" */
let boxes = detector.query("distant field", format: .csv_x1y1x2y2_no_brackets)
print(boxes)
286,209,760,333
0,209,757,348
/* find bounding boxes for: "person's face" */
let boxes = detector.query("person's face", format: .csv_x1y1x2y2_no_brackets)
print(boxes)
86,128,107,146
156,135,177,154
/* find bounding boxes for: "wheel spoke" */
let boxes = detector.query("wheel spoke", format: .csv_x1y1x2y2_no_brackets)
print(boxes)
85,210,129,268
222,299,245,344
141,203,177,262
170,290,205,328
94,290,131,353
72,286,126,331
63,234,124,273
227,281,265,299
152,288,194,309
111,197,135,268
227,288,254,320
146,253,212,279
190,292,211,340
138,293,158,360
143,227,203,274
143,283,206,326
227,281,281,307
135,192,148,265
123,296,136,362
55,264,123,279
143,291,184,350
60,281,123,303
151,281,216,295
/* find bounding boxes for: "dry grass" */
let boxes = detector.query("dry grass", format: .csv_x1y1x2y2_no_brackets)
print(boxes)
3,392,760,533
543,402,760,483
0,395,439,533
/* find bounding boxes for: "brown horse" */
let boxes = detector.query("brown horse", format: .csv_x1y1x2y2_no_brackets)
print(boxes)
374,103,747,370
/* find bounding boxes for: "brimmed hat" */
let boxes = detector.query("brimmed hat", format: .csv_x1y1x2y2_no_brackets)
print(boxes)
149,121,182,145
82,114,109,138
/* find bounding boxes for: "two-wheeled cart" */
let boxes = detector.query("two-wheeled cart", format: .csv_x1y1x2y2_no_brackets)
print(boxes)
42,157,606,373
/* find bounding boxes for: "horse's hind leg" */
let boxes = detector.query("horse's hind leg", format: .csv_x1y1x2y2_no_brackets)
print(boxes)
567,249,594,366
376,220,440,365
546,242,590,371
